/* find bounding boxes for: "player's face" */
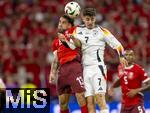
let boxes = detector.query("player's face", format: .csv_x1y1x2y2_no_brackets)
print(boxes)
58,17,71,33
124,50,135,64
82,16,96,29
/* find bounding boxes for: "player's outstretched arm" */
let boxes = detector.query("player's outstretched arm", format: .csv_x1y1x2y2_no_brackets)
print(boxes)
49,51,59,84
101,27,128,67
127,78,150,98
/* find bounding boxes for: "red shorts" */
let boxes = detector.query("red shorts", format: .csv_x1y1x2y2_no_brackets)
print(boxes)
57,57,85,95
121,103,145,113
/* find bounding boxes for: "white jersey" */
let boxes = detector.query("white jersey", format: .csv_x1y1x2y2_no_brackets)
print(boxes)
73,25,122,66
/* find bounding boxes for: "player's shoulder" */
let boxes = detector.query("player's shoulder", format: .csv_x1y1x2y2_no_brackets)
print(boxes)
118,64,123,69
65,26,77,34
72,25,86,35
134,63,142,68
76,24,87,30
133,63,144,70
118,64,124,72
51,37,59,52
52,37,59,43
52,37,59,47
99,26,112,36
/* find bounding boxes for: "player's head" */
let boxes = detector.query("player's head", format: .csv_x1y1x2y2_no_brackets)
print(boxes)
124,50,135,64
82,8,96,29
58,14,74,33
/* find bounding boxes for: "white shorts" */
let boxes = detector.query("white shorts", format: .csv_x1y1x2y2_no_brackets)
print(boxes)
83,65,107,97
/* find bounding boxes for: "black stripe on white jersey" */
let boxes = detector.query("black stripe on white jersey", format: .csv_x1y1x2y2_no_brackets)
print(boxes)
96,49,101,62
98,65,105,77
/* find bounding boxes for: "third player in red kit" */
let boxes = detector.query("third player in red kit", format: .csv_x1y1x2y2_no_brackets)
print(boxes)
109,50,150,113
118,63,149,107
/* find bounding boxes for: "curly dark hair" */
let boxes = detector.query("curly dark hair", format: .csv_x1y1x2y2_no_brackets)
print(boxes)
62,14,74,26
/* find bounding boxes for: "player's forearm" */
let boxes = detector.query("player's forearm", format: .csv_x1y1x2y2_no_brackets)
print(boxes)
65,37,81,49
137,80,150,93
50,57,59,75
112,79,120,88
71,37,81,47
65,39,77,50
108,79,120,96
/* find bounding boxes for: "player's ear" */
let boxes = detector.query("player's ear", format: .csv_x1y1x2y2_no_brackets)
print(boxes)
81,16,85,23
80,13,84,21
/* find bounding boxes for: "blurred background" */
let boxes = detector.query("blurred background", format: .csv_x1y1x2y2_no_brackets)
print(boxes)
0,0,149,113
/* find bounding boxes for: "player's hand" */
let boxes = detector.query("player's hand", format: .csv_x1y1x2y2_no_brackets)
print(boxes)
49,73,56,84
120,57,128,67
107,87,114,97
0,78,6,92
126,89,139,98
58,33,67,42
106,87,114,102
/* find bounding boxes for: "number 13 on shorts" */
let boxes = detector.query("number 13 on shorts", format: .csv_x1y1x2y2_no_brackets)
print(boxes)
76,76,84,88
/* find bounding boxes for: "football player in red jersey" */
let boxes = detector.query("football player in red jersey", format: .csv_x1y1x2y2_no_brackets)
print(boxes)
49,15,88,113
108,50,150,113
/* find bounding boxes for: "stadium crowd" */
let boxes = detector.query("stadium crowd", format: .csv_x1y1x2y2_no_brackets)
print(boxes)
0,0,149,101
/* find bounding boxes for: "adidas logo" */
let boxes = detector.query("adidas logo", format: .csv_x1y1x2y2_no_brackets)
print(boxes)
78,32,83,34
98,87,103,90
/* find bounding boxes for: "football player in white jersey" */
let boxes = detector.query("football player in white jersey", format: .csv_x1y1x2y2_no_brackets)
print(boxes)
58,8,128,113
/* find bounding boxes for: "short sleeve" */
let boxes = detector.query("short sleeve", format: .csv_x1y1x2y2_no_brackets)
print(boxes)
72,26,78,39
64,26,76,40
52,38,59,53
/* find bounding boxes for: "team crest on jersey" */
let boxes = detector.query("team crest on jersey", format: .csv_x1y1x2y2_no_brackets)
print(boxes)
85,31,90,35
93,30,98,36
128,72,134,79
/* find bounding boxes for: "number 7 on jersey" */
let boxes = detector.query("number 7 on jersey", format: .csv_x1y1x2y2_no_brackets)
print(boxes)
85,37,89,43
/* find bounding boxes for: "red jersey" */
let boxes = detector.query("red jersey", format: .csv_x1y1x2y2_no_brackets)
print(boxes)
52,26,80,65
118,64,149,106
